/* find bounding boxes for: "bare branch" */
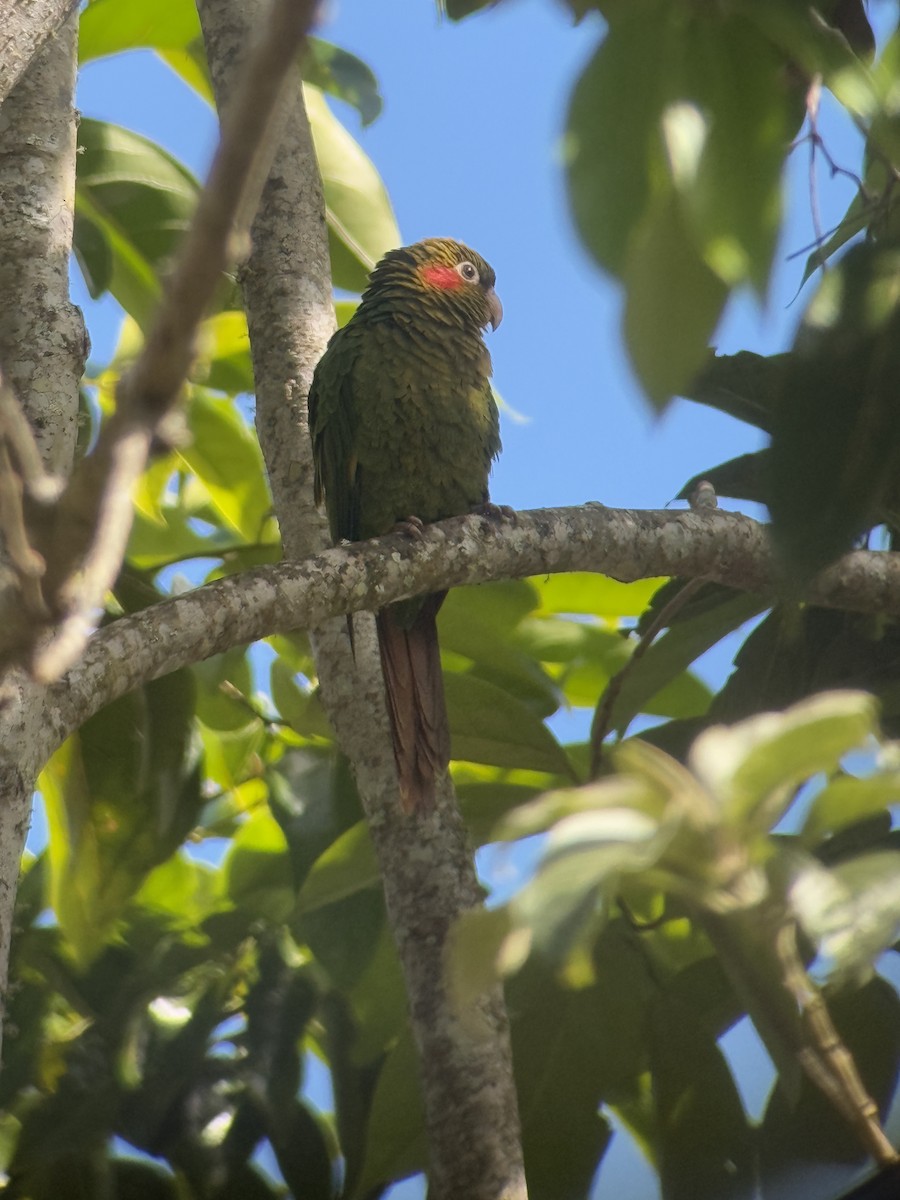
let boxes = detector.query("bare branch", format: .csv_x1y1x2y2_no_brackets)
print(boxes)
34,503,900,784
776,922,898,1167
3,0,321,681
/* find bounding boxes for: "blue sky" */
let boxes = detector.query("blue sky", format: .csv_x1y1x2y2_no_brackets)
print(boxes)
70,3,876,1197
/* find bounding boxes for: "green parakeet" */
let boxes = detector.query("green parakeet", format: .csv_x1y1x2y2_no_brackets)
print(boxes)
309,238,503,811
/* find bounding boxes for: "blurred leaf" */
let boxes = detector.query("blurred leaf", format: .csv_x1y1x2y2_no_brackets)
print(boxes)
789,850,900,985
511,805,678,966
195,311,255,395
509,923,657,1199
40,672,200,965
769,242,900,584
609,592,766,734
802,773,900,848
671,16,789,293
530,572,665,618
194,647,255,732
566,5,671,277
305,84,400,292
650,994,755,1200
684,351,789,433
445,673,575,776
678,449,771,508
180,392,271,543
224,809,295,921
690,690,877,834
75,119,198,327
268,1101,334,1200
79,0,202,61
624,188,728,407
295,820,379,914
304,39,383,125
352,1032,426,1198
760,977,900,1185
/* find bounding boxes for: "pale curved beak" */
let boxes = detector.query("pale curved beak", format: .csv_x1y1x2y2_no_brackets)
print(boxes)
486,287,503,331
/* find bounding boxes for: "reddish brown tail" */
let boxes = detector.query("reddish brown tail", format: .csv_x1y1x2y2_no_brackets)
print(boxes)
376,592,450,812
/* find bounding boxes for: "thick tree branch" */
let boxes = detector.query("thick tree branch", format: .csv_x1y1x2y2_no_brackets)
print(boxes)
34,503,900,792
0,0,79,105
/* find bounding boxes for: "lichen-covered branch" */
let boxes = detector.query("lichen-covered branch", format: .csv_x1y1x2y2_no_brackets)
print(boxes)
32,502,900,799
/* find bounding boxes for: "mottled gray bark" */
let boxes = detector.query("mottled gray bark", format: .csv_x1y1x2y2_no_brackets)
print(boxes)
0,11,83,473
34,503,900,768
0,10,82,1061
0,0,79,106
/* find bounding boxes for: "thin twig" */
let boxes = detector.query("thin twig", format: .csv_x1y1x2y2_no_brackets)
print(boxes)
24,0,320,681
589,575,709,778
775,921,899,1167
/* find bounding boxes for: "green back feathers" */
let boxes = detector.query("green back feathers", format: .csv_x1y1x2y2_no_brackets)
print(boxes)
309,238,502,545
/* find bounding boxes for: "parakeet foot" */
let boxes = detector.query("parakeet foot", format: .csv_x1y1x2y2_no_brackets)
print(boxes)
391,515,427,539
473,501,516,524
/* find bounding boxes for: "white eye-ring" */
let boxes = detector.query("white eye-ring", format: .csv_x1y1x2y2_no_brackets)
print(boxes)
456,261,479,284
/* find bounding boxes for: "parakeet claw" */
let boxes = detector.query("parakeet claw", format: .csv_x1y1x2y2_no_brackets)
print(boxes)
474,501,516,524
391,515,427,539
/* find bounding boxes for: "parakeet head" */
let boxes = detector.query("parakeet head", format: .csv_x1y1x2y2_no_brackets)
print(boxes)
362,238,503,334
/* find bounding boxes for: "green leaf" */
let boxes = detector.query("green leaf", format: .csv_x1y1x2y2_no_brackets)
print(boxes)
267,1101,334,1200
512,804,678,965
769,242,900,583
801,772,900,848
194,311,255,395
789,850,900,985
671,15,789,293
180,391,271,543
75,119,199,328
689,689,878,834
352,1032,427,1198
509,924,656,1199
194,647,255,731
565,5,672,277
305,84,400,293
624,188,729,407
760,976,900,1174
440,582,559,717
224,808,295,921
683,350,789,433
609,591,766,734
39,671,200,965
800,188,872,288
78,0,203,62
530,572,666,618
303,39,383,125
445,673,575,776
678,448,771,508
295,821,379,914
650,993,754,1200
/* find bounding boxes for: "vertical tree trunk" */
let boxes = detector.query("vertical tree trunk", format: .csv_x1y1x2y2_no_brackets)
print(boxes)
0,8,84,1055
196,5,527,1195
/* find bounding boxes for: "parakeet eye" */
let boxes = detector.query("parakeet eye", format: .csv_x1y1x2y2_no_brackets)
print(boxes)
456,261,479,284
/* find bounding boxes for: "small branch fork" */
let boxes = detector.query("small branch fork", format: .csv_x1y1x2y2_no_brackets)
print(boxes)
775,921,899,1168
0,0,321,683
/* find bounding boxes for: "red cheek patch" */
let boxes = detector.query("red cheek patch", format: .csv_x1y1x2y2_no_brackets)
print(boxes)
420,264,463,290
